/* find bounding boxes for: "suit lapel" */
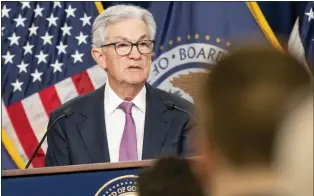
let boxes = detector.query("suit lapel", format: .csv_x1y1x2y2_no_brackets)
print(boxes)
142,84,174,159
76,85,110,163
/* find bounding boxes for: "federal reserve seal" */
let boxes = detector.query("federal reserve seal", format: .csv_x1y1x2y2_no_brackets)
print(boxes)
95,175,138,196
149,41,228,105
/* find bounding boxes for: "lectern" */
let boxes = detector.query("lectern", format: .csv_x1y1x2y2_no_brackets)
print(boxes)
2,160,153,196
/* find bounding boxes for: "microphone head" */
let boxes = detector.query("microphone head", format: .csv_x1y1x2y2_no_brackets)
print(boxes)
164,101,175,110
62,108,75,118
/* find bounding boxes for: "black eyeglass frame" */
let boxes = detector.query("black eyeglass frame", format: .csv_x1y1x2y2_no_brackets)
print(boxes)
100,40,155,56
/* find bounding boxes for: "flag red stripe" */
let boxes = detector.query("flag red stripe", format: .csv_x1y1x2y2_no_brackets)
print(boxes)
71,71,95,95
39,86,62,117
6,102,45,168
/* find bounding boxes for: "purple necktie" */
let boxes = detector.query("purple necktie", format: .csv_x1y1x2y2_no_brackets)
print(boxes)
119,101,138,161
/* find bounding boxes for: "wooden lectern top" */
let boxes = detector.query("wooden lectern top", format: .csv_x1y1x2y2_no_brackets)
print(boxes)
2,159,153,177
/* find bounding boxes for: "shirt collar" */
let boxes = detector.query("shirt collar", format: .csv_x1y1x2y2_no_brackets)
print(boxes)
105,80,146,116
132,84,146,113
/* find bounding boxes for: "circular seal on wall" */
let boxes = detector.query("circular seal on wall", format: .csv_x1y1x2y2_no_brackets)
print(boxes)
149,42,228,105
95,175,138,196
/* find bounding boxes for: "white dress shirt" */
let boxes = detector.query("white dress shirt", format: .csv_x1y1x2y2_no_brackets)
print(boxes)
104,81,146,162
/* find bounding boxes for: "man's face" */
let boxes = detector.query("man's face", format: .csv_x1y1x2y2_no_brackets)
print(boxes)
99,18,152,85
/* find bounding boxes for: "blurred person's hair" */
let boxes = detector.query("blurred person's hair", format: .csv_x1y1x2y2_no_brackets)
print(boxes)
201,45,313,169
274,91,313,196
137,156,205,196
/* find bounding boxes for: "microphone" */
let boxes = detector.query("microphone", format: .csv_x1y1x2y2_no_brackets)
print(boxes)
25,108,75,169
164,101,198,124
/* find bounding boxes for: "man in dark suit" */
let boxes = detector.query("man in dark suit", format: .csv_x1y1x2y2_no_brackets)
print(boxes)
45,4,195,166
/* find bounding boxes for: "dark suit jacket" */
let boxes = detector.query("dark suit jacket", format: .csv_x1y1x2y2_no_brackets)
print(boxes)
45,83,195,166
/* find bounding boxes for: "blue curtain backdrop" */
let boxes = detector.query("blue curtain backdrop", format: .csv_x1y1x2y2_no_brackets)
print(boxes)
102,1,308,48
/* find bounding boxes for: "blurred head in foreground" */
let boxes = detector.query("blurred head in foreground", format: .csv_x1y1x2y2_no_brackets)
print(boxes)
194,45,313,196
137,156,205,196
274,91,313,196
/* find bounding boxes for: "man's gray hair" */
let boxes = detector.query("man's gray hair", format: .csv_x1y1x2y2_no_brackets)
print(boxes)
92,4,157,48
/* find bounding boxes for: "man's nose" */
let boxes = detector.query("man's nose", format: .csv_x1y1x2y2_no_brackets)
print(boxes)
128,45,141,59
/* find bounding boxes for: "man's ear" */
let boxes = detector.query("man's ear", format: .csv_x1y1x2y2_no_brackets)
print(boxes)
91,48,107,69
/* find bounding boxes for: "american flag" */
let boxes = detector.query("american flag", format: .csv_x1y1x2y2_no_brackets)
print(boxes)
288,2,314,69
1,2,106,168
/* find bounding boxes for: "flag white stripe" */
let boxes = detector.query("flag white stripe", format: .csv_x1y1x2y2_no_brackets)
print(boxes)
288,18,307,63
21,94,49,154
55,77,79,104
86,65,107,89
288,17,311,74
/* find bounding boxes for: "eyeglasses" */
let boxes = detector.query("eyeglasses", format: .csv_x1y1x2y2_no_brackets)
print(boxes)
100,40,155,56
